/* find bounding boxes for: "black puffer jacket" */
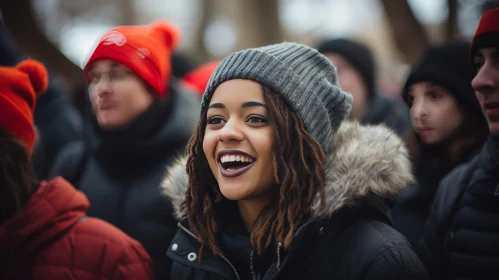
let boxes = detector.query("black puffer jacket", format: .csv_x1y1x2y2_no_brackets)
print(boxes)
420,137,499,280
392,141,482,248
50,83,199,279
162,122,429,280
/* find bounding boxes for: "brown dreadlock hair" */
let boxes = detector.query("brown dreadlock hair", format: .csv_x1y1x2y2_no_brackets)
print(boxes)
183,85,326,260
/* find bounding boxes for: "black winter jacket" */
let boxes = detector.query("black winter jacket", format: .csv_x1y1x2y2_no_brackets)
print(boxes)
420,137,499,279
161,122,429,280
50,84,200,279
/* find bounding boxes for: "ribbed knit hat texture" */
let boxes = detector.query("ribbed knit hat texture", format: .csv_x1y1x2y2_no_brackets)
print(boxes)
201,42,353,153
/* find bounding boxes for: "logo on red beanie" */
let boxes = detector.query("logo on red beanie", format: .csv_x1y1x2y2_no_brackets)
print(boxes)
101,31,127,47
137,48,150,59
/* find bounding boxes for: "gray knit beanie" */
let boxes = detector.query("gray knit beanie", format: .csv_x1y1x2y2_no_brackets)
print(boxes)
201,42,353,153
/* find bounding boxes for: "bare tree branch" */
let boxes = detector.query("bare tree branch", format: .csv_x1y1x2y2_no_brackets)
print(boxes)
0,0,82,93
446,0,458,40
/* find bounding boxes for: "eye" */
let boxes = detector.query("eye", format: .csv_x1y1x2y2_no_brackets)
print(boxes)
88,74,100,85
473,57,485,71
474,61,485,71
428,91,441,100
109,70,130,80
247,116,267,123
207,116,226,125
406,94,414,107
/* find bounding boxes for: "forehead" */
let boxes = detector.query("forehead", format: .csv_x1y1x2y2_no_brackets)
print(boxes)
323,53,350,67
88,59,130,72
409,81,431,92
210,79,265,104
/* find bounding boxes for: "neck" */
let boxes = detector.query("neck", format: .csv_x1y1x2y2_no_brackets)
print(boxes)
237,196,274,232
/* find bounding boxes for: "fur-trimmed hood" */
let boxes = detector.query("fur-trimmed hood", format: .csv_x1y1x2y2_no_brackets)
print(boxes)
161,121,413,221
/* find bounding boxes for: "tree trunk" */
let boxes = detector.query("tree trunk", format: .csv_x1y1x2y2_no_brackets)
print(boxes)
119,0,137,25
379,0,429,64
191,0,215,63
235,0,282,50
0,0,82,93
445,0,459,40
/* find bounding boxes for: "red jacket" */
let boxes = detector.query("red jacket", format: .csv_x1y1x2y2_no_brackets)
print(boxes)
0,177,154,279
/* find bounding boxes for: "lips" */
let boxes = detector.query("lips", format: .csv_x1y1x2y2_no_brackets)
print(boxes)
217,150,256,178
99,104,117,110
484,101,499,117
416,127,433,137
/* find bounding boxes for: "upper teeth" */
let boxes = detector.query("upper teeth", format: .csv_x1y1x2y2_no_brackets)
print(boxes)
220,154,254,163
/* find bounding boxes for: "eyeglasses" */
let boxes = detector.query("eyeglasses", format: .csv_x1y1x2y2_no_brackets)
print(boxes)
87,69,134,86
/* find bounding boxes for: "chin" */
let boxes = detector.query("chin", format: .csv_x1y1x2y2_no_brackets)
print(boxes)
218,182,252,201
488,123,499,138
97,118,127,130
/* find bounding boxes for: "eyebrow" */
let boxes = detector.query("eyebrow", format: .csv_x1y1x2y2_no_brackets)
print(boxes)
242,101,266,108
208,101,267,109
89,63,122,74
208,103,225,109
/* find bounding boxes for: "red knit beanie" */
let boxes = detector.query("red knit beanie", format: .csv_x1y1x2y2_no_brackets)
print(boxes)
0,59,48,154
182,61,220,96
470,8,499,68
84,20,180,97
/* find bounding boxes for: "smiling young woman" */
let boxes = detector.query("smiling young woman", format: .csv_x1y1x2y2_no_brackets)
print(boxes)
162,42,428,280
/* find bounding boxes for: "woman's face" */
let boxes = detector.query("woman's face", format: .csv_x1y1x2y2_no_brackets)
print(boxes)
408,81,464,144
203,79,276,202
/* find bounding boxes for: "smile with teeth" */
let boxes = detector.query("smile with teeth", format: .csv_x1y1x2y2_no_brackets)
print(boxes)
218,154,256,176
220,155,255,164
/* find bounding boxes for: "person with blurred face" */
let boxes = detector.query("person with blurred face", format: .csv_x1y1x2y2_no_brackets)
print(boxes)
161,42,428,279
49,21,200,279
391,41,488,249
420,8,499,280
0,59,153,279
317,38,411,136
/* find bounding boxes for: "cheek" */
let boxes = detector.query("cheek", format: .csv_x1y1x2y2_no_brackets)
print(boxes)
203,131,218,169
436,102,463,137
253,130,275,180
117,84,152,116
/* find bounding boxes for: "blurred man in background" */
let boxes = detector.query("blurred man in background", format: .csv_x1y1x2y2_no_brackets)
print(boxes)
317,38,411,136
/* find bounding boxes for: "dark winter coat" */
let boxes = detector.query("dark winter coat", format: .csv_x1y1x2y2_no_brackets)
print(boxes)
420,137,499,280
392,141,482,248
0,177,153,279
362,93,411,136
161,121,429,280
49,84,200,279
33,76,83,179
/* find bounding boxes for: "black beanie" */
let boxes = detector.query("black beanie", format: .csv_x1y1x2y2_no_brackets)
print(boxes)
403,40,483,118
317,38,375,98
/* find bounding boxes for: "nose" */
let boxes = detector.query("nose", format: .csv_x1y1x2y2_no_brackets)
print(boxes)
410,98,427,123
472,64,498,95
90,78,112,100
217,118,244,142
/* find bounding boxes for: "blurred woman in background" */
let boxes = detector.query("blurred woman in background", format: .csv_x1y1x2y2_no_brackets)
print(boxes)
392,40,489,248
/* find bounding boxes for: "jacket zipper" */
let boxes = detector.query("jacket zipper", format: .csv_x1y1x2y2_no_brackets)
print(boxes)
116,183,130,229
177,223,241,280
262,263,276,280
251,241,283,280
